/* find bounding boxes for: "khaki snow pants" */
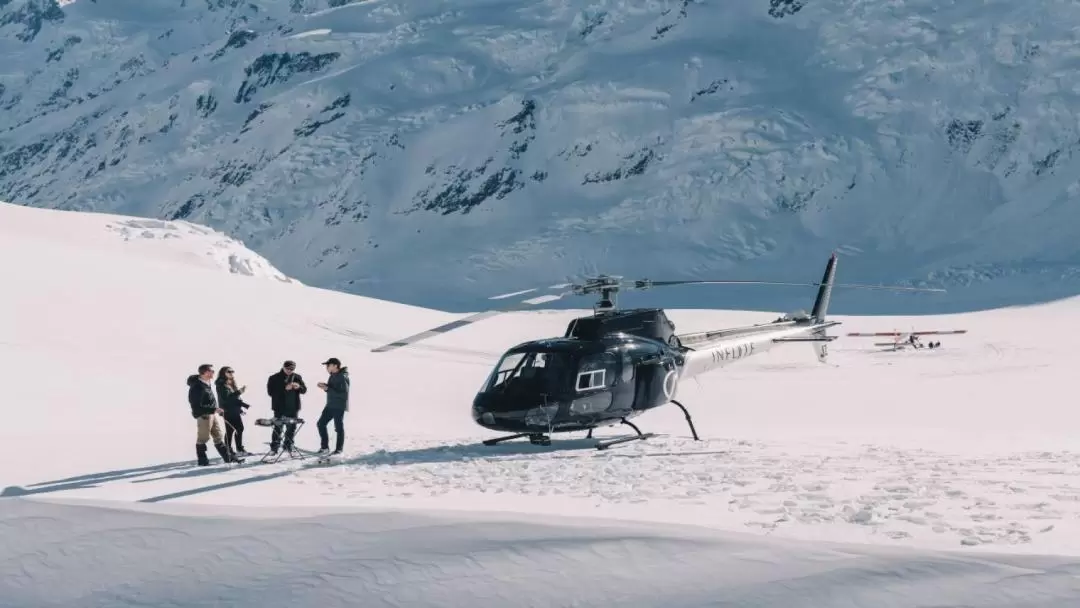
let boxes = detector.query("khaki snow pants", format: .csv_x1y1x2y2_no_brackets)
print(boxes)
196,413,226,445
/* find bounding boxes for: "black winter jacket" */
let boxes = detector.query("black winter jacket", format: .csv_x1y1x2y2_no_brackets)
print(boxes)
215,379,250,415
187,375,218,419
267,370,307,417
324,367,350,411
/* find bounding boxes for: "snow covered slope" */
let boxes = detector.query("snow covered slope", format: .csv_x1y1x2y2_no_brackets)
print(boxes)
3,0,1080,313
5,499,1080,607
3,201,1080,606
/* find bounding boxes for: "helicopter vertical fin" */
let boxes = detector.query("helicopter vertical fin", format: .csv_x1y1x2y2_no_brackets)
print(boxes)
809,252,838,363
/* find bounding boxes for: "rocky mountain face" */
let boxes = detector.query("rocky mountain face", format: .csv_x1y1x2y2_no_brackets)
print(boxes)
3,0,1080,313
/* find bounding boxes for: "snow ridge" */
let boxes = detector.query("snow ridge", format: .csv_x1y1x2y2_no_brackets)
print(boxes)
0,201,298,282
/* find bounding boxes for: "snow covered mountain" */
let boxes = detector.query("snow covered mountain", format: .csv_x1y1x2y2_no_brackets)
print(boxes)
4,195,1080,606
3,0,1080,313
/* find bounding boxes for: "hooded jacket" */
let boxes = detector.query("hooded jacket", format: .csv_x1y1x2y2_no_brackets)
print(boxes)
215,378,250,415
324,367,350,411
187,375,218,418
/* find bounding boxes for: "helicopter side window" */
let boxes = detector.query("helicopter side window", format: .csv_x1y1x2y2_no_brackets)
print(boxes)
576,353,617,392
577,369,606,391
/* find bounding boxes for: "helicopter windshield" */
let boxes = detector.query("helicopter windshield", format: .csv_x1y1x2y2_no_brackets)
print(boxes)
483,349,577,394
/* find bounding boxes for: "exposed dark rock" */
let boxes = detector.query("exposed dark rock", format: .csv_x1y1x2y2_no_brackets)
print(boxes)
945,119,983,153
294,93,350,137
559,142,593,159
1,0,64,43
768,0,806,19
411,158,524,215
213,158,258,187
775,188,816,212
239,101,272,135
583,148,658,184
498,99,536,160
45,35,81,63
211,29,258,61
1033,149,1061,176
195,92,218,117
169,193,206,220
234,51,341,103
579,12,605,39
652,24,674,40
691,78,731,102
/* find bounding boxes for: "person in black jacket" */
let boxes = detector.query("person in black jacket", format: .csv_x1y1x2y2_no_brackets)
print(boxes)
187,363,241,465
215,366,252,456
316,357,350,455
266,360,306,453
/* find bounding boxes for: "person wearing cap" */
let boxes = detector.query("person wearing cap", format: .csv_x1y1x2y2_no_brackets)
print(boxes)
315,357,350,455
266,360,307,454
187,363,241,465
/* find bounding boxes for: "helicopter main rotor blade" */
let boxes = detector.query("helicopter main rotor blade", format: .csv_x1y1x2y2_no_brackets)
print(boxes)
370,287,576,353
634,279,946,292
489,283,574,300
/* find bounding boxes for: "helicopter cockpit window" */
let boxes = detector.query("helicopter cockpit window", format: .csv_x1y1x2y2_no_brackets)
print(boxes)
576,352,617,392
484,350,574,393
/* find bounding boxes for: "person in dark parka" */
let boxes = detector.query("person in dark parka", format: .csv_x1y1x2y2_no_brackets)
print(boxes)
188,363,240,465
316,357,350,455
266,360,306,453
215,366,251,456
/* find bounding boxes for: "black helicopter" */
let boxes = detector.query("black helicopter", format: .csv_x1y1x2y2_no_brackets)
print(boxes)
371,253,944,450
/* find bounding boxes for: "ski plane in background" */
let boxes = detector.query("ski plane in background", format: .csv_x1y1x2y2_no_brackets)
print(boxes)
846,329,968,352
371,254,945,450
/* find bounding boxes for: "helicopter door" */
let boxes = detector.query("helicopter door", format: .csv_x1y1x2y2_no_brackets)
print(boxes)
629,348,669,410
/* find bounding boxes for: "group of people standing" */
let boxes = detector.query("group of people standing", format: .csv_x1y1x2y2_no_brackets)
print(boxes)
186,357,351,466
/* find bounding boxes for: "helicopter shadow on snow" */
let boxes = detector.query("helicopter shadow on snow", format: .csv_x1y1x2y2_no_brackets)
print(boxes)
341,435,735,467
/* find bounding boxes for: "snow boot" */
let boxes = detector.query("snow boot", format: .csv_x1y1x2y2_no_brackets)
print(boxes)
214,442,243,463
196,443,210,466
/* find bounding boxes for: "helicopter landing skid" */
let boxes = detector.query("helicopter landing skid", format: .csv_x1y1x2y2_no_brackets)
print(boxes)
482,433,552,447
594,419,657,450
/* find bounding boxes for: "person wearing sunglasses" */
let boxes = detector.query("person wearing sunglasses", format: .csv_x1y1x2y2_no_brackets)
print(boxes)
215,366,252,457
187,363,242,465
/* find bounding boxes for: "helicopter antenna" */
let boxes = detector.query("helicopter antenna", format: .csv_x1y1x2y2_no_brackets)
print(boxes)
369,256,946,353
